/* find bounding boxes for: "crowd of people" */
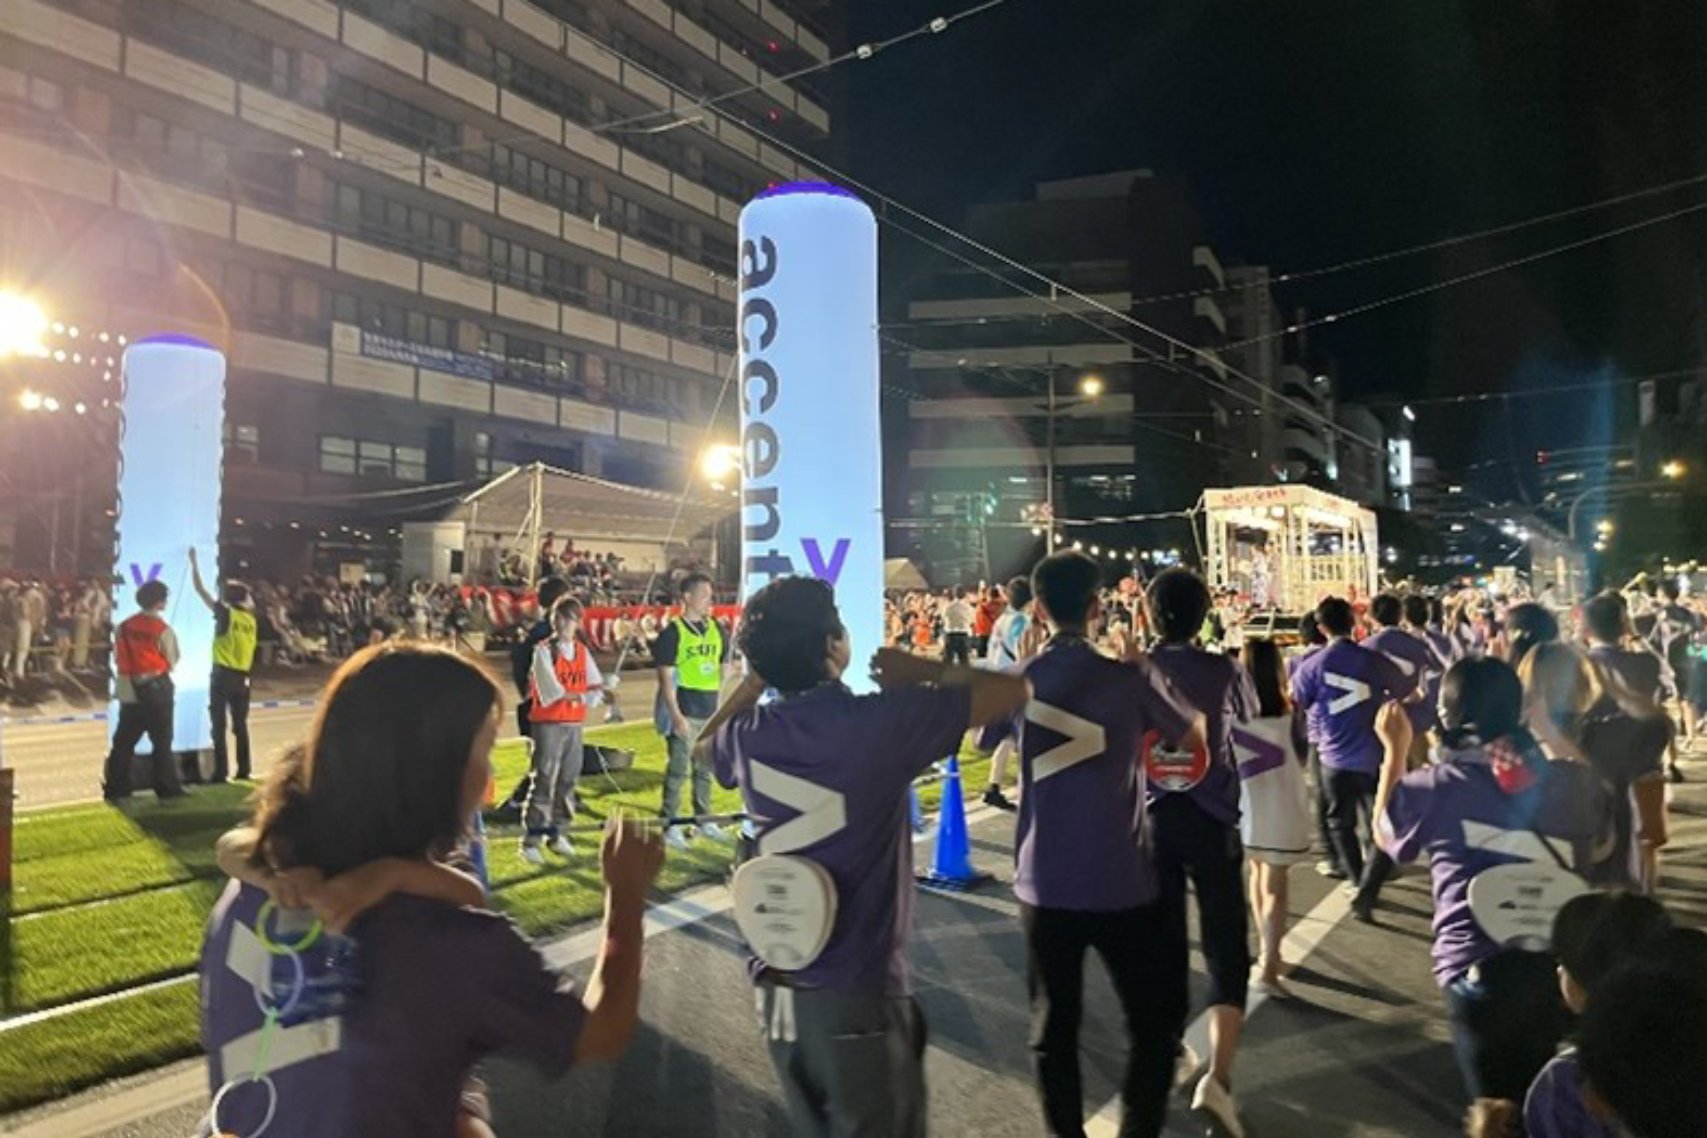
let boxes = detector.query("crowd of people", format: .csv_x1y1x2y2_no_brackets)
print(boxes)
162,544,1707,1138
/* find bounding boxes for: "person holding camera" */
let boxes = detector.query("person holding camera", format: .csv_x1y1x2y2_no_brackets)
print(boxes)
102,579,186,802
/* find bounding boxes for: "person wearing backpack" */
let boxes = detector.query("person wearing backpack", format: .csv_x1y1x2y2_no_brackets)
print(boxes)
1373,656,1615,1134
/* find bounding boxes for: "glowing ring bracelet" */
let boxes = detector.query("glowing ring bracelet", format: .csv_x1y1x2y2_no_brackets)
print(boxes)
209,1072,278,1138
251,946,306,1021
254,900,323,956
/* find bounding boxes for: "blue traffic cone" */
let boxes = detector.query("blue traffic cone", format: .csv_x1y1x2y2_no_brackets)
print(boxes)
916,755,991,892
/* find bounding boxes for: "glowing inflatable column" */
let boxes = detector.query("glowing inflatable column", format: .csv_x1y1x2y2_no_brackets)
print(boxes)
111,335,226,753
738,184,883,692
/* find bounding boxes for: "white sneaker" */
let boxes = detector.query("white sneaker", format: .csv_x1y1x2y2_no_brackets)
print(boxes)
1192,1074,1246,1138
663,826,691,851
518,844,545,866
698,822,732,844
547,835,574,858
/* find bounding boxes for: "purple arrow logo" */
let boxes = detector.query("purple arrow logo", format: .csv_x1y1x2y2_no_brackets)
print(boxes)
128,562,163,587
801,538,850,587
1233,727,1287,780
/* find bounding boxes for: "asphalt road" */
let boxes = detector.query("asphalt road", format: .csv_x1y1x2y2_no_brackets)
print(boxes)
12,747,1707,1138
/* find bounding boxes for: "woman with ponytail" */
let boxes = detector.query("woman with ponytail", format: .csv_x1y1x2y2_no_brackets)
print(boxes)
1371,656,1615,1138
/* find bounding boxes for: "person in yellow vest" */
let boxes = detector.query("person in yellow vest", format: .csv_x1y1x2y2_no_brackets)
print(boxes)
653,572,732,850
102,579,186,802
523,596,605,865
189,547,257,783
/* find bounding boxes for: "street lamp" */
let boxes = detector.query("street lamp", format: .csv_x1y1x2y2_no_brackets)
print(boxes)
698,442,741,488
0,291,49,359
1044,370,1105,554
1662,459,1687,480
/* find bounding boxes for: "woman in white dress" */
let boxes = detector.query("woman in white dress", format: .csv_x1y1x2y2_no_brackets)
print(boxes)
1235,638,1313,995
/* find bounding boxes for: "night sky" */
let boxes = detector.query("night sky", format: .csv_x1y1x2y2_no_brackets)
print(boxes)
841,0,1707,481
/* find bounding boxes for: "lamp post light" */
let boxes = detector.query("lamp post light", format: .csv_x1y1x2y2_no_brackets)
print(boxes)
1044,370,1104,555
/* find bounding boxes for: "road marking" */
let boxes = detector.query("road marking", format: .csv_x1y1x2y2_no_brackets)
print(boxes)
1083,882,1355,1137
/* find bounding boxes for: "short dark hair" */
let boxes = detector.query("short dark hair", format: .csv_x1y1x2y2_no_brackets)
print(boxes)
739,577,844,694
224,581,250,607
1576,930,1707,1138
679,571,713,598
1032,552,1102,628
1506,602,1560,665
1005,575,1033,611
1315,597,1355,638
537,575,570,611
1298,610,1327,646
1582,591,1629,644
1402,594,1429,627
1553,891,1673,997
252,642,502,877
1370,594,1402,627
136,580,168,610
1428,596,1446,625
1146,567,1211,642
1660,577,1682,602
1439,656,1529,748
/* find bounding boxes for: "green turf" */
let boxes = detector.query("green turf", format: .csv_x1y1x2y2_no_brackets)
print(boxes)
0,724,995,1115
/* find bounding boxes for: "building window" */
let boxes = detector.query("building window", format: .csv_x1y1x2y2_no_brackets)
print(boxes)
484,331,583,390
127,0,292,92
328,291,454,347
224,422,260,465
494,50,591,125
702,158,761,203
319,436,357,475
343,0,480,72
607,362,687,416
329,78,458,152
606,278,681,334
486,236,584,303
332,183,459,265
488,145,584,213
606,192,681,249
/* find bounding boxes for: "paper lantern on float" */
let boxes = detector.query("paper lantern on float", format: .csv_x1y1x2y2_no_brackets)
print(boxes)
737,183,884,692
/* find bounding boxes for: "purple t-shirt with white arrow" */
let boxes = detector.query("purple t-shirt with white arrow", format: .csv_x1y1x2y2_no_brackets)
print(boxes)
1289,638,1412,774
1145,644,1257,825
1365,626,1436,733
1013,639,1195,911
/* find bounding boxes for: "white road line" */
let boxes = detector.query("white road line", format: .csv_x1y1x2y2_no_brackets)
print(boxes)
1083,883,1355,1137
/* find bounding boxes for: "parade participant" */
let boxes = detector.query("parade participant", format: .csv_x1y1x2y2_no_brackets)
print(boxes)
1581,591,1681,783
1504,602,1561,668
1013,551,1203,1138
654,572,731,849
974,584,1003,659
1522,891,1674,1138
1291,612,1342,880
1573,928,1707,1138
199,642,662,1137
1419,596,1461,669
189,547,257,783
1142,567,1258,1136
499,575,571,815
1652,578,1702,750
521,597,604,864
1238,638,1312,996
1365,593,1437,767
102,579,187,802
980,575,1036,811
942,586,975,667
1290,597,1413,923
1373,657,1614,1130
702,576,1028,1138
1520,641,1670,893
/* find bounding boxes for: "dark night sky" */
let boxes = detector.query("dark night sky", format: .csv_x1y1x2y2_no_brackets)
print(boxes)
839,0,1707,479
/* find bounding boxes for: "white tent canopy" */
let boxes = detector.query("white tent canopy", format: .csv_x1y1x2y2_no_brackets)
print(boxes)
447,462,735,584
884,558,931,591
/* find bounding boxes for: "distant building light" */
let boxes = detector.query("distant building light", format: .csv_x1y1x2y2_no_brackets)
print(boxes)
1402,405,1416,422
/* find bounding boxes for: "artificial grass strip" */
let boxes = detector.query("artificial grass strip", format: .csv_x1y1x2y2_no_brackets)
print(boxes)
0,981,202,1115
8,881,223,1014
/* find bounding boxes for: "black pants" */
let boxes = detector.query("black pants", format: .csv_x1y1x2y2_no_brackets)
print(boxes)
1445,950,1570,1102
1309,745,1341,871
1324,767,1378,881
209,666,252,781
103,687,181,799
944,632,971,668
1021,900,1189,1138
1152,794,1252,1010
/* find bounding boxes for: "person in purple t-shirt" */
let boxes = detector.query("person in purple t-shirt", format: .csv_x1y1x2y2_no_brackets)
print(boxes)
1523,891,1673,1138
1373,656,1613,1122
1366,593,1440,758
701,576,1029,1138
1140,567,1258,1137
198,643,663,1138
1015,553,1205,1138
1289,596,1414,923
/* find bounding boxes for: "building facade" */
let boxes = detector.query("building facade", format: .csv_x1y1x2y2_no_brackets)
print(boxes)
1,0,833,575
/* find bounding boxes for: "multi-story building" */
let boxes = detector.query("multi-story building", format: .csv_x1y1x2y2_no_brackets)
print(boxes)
893,171,1250,582
0,0,834,575
1333,402,1386,506
1278,364,1334,485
